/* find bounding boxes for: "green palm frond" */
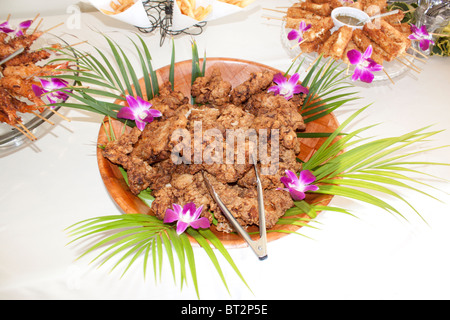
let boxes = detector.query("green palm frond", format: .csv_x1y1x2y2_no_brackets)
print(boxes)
294,55,360,124
46,34,163,124
292,106,449,223
65,212,251,299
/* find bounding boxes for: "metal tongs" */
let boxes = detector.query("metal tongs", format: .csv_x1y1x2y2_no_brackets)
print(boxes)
0,47,24,66
202,156,268,261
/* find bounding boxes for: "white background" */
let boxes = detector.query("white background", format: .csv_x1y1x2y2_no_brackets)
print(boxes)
0,0,450,300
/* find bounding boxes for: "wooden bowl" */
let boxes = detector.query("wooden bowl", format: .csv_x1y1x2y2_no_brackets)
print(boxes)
96,58,339,248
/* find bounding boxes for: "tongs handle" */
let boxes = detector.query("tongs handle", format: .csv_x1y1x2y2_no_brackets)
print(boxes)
0,47,24,66
202,156,267,260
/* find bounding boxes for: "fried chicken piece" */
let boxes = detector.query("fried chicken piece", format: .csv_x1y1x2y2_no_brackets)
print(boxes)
245,92,306,132
363,22,404,57
286,7,324,19
300,30,332,53
149,82,189,120
379,20,411,52
151,171,294,233
102,126,142,170
285,17,323,30
191,67,232,107
302,17,334,43
238,145,302,190
0,75,41,102
230,70,274,105
130,107,189,164
293,1,332,16
328,26,354,60
4,49,51,67
2,62,70,78
352,29,392,64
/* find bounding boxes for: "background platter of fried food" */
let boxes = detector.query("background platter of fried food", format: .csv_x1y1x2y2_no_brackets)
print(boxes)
218,0,256,8
176,0,213,21
101,0,135,15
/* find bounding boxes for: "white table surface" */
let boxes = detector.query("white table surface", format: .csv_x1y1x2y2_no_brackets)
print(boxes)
1,0,450,300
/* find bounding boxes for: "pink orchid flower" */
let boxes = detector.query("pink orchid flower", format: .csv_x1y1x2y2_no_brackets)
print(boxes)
0,19,32,36
117,95,162,131
32,78,70,106
267,72,309,100
14,20,32,37
0,21,15,34
346,45,383,83
278,169,319,201
287,21,311,43
408,24,434,51
164,202,210,235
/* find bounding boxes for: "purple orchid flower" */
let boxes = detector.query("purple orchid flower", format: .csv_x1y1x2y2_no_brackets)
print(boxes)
0,21,15,34
164,202,210,235
408,24,434,51
267,72,309,100
14,20,32,37
32,78,70,106
346,45,383,83
0,19,32,36
117,95,162,131
278,169,319,201
287,21,311,43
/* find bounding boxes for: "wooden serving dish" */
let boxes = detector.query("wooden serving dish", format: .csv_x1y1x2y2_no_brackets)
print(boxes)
96,58,339,248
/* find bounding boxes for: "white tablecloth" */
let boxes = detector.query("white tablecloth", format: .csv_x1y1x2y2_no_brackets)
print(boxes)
1,0,450,300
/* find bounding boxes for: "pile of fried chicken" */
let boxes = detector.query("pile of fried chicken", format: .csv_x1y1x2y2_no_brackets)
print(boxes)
285,0,413,66
102,68,308,233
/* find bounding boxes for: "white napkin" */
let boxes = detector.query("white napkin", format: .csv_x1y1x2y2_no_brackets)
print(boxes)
89,0,153,28
90,0,256,31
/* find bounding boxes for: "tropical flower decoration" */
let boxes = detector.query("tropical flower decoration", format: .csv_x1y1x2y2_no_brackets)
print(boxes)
117,95,162,131
32,78,71,105
0,19,32,36
54,36,448,299
278,170,319,201
267,72,309,100
164,202,210,235
0,21,14,34
409,24,434,51
346,45,383,83
287,21,311,43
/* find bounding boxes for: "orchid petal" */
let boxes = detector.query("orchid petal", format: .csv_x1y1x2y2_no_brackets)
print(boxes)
363,45,373,60
32,84,45,98
288,73,300,85
148,108,162,118
359,68,375,83
125,95,139,110
347,49,362,65
299,170,316,185
189,217,210,230
272,73,287,85
117,107,136,120
304,184,319,192
280,176,291,188
289,188,306,201
292,84,309,95
134,119,147,131
164,208,180,223
352,66,363,81
287,29,300,41
176,221,189,235
267,85,280,95
18,20,32,30
285,170,299,183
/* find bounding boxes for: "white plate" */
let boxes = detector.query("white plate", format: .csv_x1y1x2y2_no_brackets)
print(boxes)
281,20,420,84
0,33,75,151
